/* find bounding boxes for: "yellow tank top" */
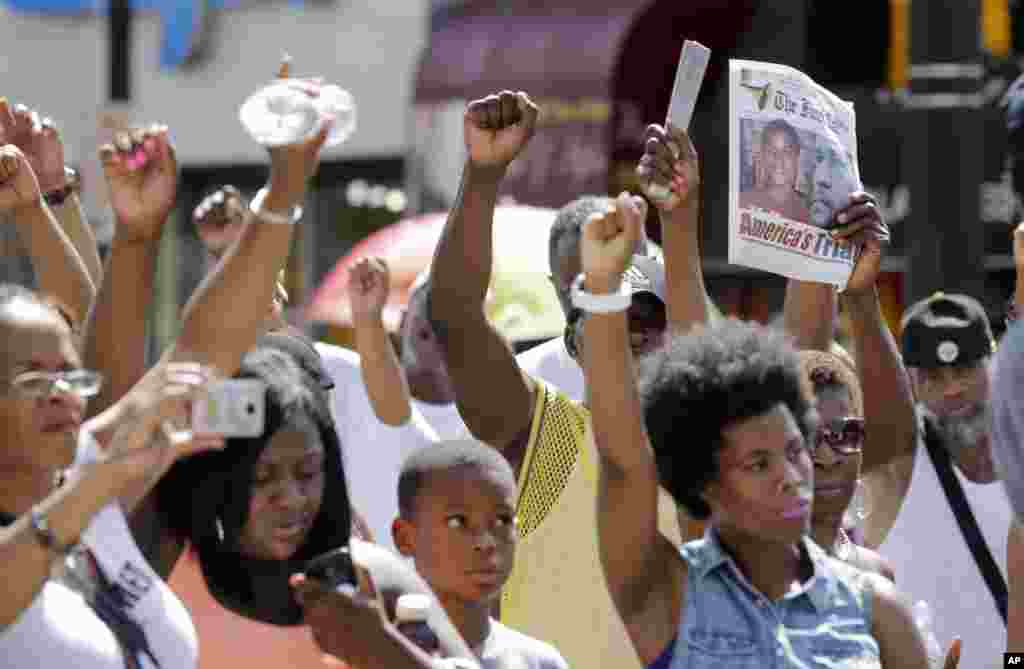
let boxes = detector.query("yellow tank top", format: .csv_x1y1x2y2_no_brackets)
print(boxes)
501,379,688,668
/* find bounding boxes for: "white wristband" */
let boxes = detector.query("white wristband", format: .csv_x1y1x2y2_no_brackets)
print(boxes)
570,274,631,313
249,187,303,225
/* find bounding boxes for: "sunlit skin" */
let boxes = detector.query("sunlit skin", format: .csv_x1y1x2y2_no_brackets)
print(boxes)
393,463,517,648
811,387,861,521
691,403,816,601
705,403,814,547
910,361,997,483
237,413,325,561
0,301,85,478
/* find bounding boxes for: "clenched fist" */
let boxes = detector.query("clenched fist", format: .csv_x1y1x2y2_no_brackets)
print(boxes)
581,192,646,284
637,123,700,213
99,123,177,241
0,100,66,194
348,257,390,326
464,90,539,174
0,145,43,213
193,185,247,258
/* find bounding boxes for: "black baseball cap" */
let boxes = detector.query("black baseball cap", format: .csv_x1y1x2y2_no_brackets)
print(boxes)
900,292,995,368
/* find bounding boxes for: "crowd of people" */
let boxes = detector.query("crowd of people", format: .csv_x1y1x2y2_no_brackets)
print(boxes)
3,56,1024,669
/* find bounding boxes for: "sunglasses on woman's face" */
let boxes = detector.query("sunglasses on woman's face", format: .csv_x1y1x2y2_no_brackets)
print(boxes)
813,417,866,456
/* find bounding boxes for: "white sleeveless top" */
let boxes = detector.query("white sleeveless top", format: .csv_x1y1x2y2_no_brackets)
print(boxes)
0,433,198,669
877,429,1010,669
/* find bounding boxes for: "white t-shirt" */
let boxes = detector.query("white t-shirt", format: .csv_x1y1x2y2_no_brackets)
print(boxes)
317,343,469,552
0,432,198,669
515,338,584,403
477,619,568,669
877,426,1011,669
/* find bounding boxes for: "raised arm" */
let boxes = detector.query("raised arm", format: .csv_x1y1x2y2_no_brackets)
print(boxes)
833,194,917,472
0,104,95,329
579,195,676,655
349,257,411,425
427,90,539,450
84,125,175,418
0,102,102,290
170,61,328,377
638,124,713,333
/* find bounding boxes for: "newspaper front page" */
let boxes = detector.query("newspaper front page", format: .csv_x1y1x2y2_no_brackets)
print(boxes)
729,59,863,288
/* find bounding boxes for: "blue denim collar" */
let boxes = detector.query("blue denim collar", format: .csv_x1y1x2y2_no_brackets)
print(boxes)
686,528,834,614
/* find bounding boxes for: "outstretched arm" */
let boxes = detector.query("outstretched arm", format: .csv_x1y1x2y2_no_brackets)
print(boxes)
0,102,95,329
580,194,678,660
0,102,103,289
84,125,175,419
833,194,917,472
427,91,540,452
349,257,411,426
638,124,713,333
170,61,328,377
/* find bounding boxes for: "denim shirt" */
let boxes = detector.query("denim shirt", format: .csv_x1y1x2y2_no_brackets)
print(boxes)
655,530,881,669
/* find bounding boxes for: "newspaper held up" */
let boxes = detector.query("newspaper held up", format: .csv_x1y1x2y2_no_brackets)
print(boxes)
729,59,863,289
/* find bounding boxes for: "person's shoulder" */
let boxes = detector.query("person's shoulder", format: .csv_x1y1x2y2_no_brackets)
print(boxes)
487,620,569,669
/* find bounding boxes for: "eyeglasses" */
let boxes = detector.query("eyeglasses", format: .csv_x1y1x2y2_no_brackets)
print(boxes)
9,369,104,399
813,417,866,456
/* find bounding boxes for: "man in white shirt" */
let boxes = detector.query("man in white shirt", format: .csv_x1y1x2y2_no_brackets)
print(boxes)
865,292,1013,667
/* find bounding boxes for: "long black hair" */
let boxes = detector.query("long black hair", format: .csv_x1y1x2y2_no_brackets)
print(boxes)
157,337,350,625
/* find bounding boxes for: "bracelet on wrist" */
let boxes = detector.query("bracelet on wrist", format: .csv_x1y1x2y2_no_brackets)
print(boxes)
250,187,303,225
569,273,631,313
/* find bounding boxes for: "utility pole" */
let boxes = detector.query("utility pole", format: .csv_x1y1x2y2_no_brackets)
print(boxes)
902,0,986,304
109,0,132,101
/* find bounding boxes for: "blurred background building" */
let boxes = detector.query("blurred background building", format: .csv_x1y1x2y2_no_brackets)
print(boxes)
2,0,1023,352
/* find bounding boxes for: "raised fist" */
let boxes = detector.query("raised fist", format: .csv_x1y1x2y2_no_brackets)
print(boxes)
99,123,177,242
829,191,889,296
0,100,66,194
0,145,42,213
463,90,539,173
580,192,646,282
193,185,247,258
637,123,700,213
348,257,390,325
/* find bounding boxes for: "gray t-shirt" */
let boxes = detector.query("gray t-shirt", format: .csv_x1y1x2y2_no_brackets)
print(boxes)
478,619,569,669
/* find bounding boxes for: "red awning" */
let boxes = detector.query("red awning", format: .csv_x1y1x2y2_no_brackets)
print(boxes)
415,0,655,103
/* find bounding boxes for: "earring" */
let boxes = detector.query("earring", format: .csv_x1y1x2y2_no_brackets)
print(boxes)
843,478,871,528
215,517,225,543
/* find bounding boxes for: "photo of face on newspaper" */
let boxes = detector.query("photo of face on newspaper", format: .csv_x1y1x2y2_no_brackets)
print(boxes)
739,118,813,226
810,133,859,229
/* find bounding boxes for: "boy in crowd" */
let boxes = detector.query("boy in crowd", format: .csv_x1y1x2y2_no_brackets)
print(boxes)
392,441,568,669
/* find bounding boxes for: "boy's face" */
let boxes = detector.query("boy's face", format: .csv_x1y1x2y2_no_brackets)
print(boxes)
394,464,517,606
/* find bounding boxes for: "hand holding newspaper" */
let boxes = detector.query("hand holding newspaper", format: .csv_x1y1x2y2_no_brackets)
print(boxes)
729,59,863,289
647,40,710,204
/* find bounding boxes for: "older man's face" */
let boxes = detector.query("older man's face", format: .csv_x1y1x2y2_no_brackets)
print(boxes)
911,359,997,483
